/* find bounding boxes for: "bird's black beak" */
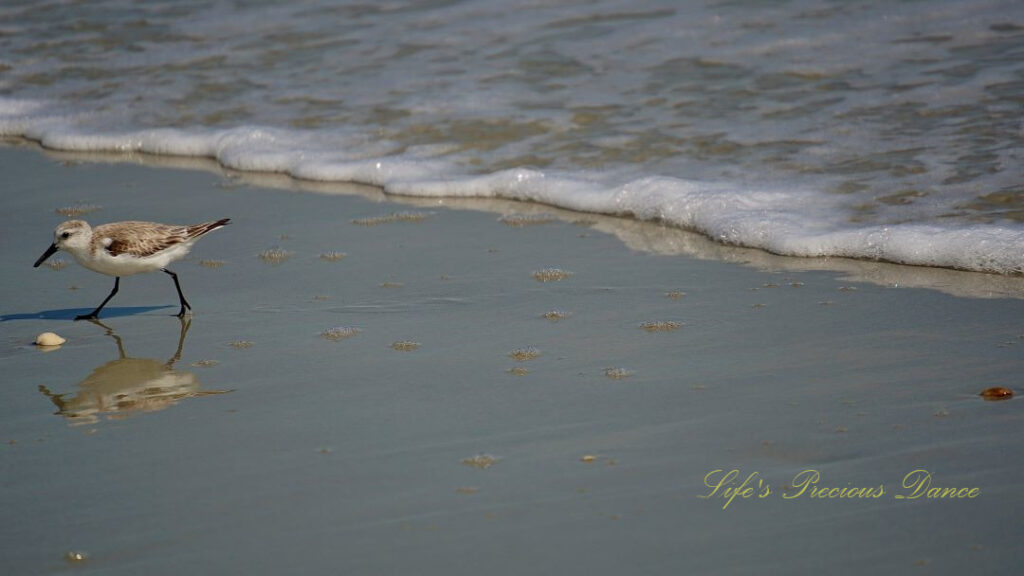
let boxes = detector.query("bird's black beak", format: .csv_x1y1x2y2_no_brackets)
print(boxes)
34,243,58,267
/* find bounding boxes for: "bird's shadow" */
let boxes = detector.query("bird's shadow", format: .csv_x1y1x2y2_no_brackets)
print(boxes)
0,306,173,322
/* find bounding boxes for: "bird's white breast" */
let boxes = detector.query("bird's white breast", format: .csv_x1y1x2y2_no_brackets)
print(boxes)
72,241,194,276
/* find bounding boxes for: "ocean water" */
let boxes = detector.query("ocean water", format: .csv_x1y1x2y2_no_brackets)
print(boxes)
1,0,1022,273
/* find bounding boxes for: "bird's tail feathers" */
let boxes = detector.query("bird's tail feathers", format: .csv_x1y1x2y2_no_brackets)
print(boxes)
186,218,230,239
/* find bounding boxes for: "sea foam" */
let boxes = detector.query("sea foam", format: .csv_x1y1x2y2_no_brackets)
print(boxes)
1,0,1022,275
3,102,1022,275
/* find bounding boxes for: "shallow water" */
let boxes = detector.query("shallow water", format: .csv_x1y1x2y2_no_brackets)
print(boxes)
2,147,1023,575
1,0,1022,272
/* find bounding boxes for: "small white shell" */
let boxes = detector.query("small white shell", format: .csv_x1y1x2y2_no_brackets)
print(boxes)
35,332,66,346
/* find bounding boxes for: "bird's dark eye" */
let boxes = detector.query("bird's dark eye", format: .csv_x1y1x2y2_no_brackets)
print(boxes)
61,232,70,239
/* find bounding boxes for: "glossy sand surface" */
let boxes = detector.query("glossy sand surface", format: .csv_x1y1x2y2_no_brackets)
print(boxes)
1,145,1022,574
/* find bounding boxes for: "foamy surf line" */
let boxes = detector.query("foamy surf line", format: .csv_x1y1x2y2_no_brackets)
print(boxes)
4,108,1021,275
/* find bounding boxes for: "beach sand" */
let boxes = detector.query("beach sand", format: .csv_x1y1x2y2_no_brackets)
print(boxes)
2,142,1022,574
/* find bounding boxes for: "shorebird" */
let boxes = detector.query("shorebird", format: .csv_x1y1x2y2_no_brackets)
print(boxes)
34,218,230,320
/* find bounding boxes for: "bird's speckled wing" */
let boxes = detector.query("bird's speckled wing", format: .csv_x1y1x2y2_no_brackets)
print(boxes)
92,221,189,258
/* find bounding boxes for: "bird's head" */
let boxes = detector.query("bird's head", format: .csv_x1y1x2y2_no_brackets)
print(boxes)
34,220,91,267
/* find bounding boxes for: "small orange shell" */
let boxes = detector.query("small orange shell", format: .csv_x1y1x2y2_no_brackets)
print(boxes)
979,387,1013,401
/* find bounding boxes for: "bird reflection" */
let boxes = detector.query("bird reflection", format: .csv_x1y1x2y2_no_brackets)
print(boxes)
39,318,232,426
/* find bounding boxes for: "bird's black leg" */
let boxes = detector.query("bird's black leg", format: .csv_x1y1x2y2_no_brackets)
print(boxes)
162,268,192,317
76,277,120,321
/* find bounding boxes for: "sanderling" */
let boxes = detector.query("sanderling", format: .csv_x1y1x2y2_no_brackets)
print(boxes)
34,218,230,320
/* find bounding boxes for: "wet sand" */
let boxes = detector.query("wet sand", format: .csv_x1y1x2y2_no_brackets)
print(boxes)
2,142,1022,575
